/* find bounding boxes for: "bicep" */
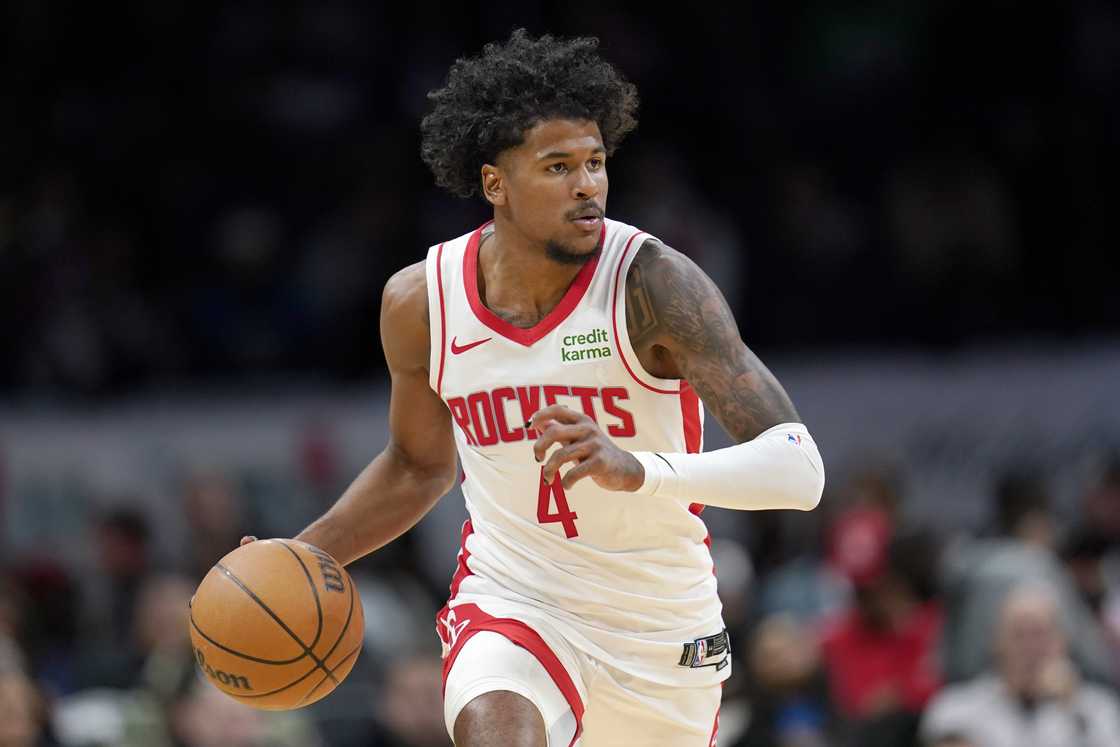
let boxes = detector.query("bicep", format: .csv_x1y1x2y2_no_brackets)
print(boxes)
380,263,458,480
630,244,800,442
385,364,457,475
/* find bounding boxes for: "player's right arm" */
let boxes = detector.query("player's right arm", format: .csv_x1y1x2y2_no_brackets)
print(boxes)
530,240,823,512
288,261,458,566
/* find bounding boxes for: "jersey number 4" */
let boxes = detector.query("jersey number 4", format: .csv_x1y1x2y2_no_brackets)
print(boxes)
537,468,579,538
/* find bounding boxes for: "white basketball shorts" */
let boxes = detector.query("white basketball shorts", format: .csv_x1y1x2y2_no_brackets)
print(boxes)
438,601,722,746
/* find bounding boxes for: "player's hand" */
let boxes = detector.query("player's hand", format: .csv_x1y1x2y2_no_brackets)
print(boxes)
239,535,258,546
530,405,645,492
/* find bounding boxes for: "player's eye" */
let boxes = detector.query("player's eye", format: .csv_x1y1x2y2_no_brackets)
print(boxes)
548,163,567,174
589,158,604,169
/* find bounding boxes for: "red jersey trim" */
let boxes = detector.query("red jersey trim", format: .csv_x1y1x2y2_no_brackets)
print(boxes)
680,381,703,454
680,381,714,569
463,220,604,347
439,603,585,747
610,231,682,395
681,382,706,516
438,519,583,744
435,242,448,396
448,519,474,599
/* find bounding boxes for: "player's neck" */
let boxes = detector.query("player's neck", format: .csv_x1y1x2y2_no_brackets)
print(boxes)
476,220,588,328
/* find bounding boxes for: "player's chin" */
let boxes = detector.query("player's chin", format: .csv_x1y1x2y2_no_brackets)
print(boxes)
572,220,606,250
546,235,599,265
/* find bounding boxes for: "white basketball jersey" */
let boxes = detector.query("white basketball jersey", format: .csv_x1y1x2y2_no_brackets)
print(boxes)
425,217,729,686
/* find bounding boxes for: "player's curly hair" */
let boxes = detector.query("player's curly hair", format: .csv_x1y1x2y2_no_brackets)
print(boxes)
420,28,640,199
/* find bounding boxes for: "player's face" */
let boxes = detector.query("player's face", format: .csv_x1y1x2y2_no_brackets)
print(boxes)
496,118,608,264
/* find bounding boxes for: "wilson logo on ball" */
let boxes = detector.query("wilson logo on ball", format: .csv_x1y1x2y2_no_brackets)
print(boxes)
189,539,365,710
194,648,252,690
308,546,346,593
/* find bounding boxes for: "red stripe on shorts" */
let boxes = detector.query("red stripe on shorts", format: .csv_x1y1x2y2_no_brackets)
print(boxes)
448,519,473,599
438,603,584,747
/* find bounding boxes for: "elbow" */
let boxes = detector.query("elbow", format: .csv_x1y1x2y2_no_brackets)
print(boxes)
387,441,458,499
791,456,825,512
423,462,458,499
801,468,825,511
759,426,825,511
798,436,826,511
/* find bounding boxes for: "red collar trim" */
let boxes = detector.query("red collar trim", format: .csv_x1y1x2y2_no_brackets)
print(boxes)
463,220,605,347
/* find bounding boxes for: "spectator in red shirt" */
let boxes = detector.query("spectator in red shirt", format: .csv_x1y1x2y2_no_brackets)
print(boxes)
819,507,943,746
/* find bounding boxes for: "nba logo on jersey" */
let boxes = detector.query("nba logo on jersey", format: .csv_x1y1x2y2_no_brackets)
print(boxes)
679,630,731,671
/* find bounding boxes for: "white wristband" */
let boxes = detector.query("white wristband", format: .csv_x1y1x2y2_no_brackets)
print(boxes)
633,451,678,495
631,422,824,512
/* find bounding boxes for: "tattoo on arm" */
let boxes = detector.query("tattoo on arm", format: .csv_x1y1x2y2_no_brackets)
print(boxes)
625,262,658,339
626,239,800,442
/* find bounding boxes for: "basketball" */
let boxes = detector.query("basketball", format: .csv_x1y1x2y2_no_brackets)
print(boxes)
188,539,364,710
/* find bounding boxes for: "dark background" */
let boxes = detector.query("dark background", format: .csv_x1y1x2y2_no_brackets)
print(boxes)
3,1,1117,399
3,3,1120,747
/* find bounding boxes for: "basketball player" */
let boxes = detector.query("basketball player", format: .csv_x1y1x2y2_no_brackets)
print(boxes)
245,29,824,746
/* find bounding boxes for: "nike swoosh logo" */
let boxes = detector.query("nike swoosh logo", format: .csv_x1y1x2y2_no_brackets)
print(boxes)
450,336,492,355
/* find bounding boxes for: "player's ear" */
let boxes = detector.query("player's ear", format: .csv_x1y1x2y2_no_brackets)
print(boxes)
481,163,506,207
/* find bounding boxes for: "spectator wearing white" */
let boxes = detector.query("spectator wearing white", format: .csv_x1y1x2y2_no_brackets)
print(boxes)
921,583,1120,747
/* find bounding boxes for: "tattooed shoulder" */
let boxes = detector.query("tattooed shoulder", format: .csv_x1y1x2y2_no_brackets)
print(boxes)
624,238,801,441
625,239,738,356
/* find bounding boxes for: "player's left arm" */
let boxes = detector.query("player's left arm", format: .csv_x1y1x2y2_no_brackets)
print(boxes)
532,239,824,510
624,239,801,441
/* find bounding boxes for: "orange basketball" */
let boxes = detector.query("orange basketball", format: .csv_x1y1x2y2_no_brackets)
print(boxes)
188,539,364,710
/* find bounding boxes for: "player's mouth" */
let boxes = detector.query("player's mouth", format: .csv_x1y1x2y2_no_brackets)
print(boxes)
570,211,603,231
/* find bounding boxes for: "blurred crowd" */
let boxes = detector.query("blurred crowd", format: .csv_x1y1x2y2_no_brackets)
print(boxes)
4,448,1120,746
728,457,1120,747
0,461,455,747
3,1,1120,746
2,2,1120,398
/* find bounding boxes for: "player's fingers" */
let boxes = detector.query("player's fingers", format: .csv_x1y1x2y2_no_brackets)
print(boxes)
533,423,590,462
529,405,584,432
542,442,593,484
561,456,601,490
240,535,258,546
531,416,556,435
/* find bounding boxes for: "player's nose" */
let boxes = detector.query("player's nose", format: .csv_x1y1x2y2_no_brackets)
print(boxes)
572,166,601,200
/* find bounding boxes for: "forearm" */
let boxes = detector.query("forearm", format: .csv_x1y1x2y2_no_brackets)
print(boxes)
630,422,824,511
296,443,455,565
